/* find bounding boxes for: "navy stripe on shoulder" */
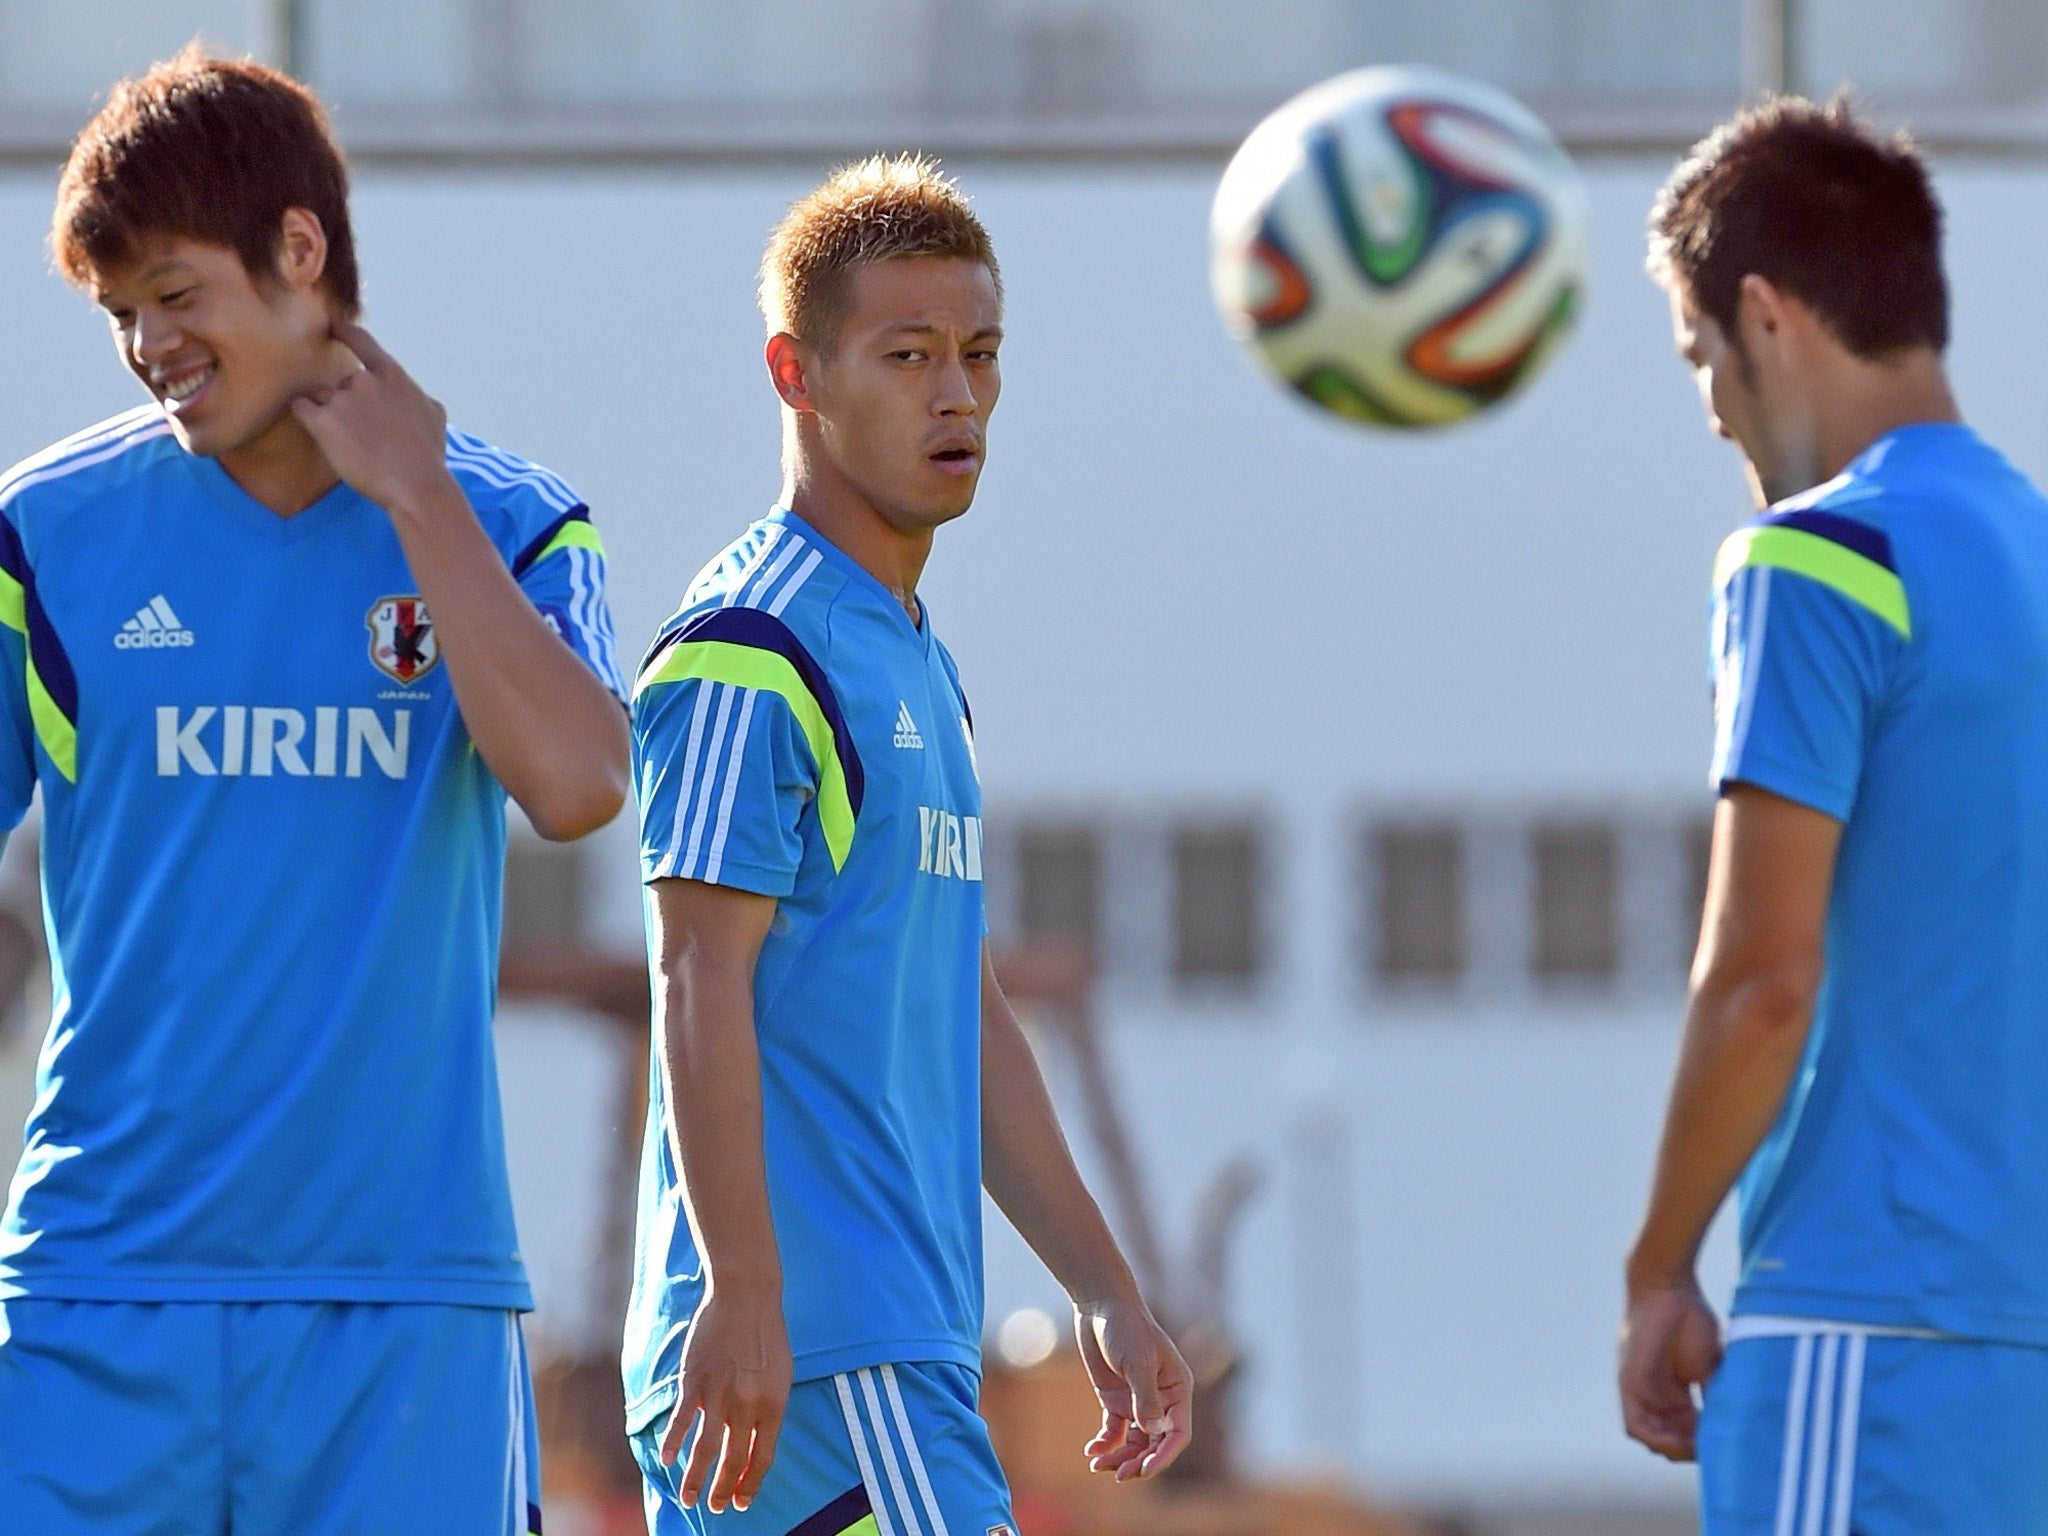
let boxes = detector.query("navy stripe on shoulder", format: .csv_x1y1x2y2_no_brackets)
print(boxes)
26,584,75,722
0,516,25,586
510,505,592,576
0,511,74,718
665,605,865,815
1758,508,1896,573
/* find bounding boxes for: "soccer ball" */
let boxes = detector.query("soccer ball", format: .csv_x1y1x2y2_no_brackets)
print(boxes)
1210,66,1589,429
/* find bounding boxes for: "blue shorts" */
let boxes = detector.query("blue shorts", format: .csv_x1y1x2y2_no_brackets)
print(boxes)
630,1362,1013,1536
0,1298,543,1535
1699,1321,2048,1535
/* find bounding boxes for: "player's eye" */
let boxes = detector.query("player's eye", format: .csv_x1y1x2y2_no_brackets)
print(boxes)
889,349,927,363
161,287,196,306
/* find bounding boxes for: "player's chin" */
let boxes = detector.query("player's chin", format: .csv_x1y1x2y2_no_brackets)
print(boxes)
164,410,235,460
916,468,981,521
168,394,273,461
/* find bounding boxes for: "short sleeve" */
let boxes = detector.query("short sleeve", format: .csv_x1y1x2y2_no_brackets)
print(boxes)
634,661,820,897
512,508,627,699
1709,515,1908,822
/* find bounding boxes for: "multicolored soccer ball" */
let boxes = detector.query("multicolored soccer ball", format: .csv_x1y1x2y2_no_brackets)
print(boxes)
1210,66,1589,429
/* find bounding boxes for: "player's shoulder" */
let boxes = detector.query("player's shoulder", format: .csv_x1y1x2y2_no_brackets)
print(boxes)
442,427,596,571
1713,467,1910,638
0,406,182,538
665,516,846,643
634,514,849,698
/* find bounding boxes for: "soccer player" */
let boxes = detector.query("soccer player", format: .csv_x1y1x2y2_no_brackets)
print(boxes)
1620,98,2048,1530
625,156,1192,1536
0,51,630,1533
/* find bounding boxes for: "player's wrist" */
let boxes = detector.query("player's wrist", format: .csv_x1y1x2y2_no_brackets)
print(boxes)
703,1263,782,1294
1065,1266,1148,1318
701,1247,785,1301
379,467,470,531
1623,1237,1700,1300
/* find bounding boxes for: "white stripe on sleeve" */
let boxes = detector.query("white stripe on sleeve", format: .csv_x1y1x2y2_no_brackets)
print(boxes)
720,525,786,607
679,684,740,878
660,680,720,876
703,688,759,885
0,417,174,504
768,550,826,617
742,536,805,609
445,445,577,513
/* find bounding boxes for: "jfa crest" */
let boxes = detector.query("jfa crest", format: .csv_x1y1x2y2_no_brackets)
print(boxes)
366,595,440,686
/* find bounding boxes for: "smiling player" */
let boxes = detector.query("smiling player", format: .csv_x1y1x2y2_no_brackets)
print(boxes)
1621,98,2048,1532
624,156,1191,1536
0,50,629,1533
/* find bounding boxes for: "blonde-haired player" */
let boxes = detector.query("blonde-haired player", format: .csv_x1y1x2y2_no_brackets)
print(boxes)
621,155,1192,1536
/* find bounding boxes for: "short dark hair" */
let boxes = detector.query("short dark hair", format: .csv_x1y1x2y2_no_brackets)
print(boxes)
1649,95,1946,357
52,46,359,316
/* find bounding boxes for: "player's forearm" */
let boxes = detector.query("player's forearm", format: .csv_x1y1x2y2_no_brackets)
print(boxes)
383,475,628,839
981,992,1142,1309
658,966,785,1293
1627,962,1819,1292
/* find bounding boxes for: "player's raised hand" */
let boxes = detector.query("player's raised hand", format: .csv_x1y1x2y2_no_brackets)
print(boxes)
661,1287,793,1514
1075,1296,1193,1482
290,321,458,518
1618,1278,1723,1462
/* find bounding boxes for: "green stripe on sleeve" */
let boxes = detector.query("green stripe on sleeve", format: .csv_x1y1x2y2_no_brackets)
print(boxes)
27,663,75,782
537,519,606,564
0,570,68,779
637,638,855,870
1713,524,1911,638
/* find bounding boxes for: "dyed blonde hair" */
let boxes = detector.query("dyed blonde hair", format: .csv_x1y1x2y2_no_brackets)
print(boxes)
759,154,1001,351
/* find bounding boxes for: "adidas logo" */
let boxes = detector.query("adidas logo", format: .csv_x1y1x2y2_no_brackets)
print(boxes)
893,701,925,750
115,595,195,650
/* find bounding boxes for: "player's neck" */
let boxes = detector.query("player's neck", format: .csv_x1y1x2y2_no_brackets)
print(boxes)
783,467,933,625
1813,349,1961,486
216,412,343,519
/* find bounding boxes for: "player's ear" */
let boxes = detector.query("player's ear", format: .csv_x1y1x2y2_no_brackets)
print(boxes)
765,333,818,415
1734,273,1790,349
274,207,330,297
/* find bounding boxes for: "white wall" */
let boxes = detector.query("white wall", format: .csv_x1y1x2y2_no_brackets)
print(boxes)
6,156,2048,1506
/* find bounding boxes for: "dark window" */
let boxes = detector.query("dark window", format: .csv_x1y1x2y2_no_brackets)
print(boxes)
1368,821,1465,984
1171,821,1263,984
503,837,587,951
1014,822,1104,959
1531,821,1619,983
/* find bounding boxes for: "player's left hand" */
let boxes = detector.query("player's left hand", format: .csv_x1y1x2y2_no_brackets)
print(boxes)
290,321,460,518
1618,1277,1723,1462
1074,1295,1193,1481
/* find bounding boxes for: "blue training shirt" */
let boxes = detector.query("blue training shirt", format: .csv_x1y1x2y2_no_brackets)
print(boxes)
624,507,986,1430
0,406,625,1306
1710,421,2048,1345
